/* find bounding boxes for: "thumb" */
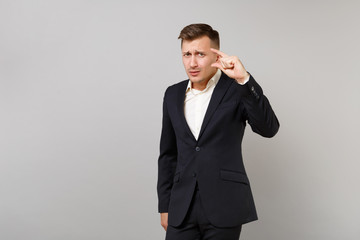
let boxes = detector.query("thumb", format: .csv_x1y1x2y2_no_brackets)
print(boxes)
211,62,224,70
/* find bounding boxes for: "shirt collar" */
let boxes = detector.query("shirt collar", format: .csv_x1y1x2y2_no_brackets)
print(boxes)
186,69,222,93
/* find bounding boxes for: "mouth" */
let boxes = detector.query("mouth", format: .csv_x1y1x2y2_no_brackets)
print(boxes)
189,70,200,77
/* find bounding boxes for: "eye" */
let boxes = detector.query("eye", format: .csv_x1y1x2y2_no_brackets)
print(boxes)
198,52,205,57
183,52,191,57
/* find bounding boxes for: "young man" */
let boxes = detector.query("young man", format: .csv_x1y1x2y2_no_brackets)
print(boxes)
157,23,279,240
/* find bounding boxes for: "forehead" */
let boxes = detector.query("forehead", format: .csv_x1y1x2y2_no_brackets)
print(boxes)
181,36,212,51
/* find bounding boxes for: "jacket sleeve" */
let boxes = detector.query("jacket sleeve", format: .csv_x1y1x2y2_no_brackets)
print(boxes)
240,74,280,138
157,88,178,213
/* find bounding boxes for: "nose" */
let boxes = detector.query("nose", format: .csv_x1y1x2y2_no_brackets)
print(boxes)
190,55,197,68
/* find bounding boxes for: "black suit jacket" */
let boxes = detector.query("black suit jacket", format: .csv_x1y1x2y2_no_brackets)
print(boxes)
157,72,279,227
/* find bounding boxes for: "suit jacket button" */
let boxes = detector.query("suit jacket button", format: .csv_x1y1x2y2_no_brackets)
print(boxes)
193,173,197,177
195,146,200,151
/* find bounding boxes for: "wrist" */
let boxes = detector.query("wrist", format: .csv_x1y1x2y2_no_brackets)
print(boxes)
235,72,250,84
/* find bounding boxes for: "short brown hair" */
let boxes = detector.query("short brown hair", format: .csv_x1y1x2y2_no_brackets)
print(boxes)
178,23,220,48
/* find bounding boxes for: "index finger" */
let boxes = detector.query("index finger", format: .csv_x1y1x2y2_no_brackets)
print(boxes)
210,48,228,57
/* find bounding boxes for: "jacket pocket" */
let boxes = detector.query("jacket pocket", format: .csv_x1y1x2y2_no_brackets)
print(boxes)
220,169,249,184
173,172,180,183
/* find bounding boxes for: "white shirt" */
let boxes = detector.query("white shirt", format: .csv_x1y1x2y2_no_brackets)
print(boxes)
184,70,249,140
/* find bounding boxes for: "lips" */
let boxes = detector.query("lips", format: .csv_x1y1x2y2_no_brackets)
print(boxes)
189,70,200,76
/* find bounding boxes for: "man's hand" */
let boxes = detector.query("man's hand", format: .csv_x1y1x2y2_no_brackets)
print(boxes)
160,212,168,231
211,48,250,84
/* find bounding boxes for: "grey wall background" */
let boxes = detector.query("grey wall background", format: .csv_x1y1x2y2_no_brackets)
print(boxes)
1,0,359,239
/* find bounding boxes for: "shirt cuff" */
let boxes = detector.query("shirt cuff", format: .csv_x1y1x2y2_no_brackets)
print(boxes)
237,75,250,85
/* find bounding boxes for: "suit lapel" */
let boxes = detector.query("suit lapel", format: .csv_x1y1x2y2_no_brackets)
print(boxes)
176,73,233,143
177,81,197,142
198,73,233,140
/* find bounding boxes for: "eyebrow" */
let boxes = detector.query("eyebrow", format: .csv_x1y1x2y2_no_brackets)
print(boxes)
182,50,205,54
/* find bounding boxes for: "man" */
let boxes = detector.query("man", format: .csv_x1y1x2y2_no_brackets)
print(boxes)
157,23,279,240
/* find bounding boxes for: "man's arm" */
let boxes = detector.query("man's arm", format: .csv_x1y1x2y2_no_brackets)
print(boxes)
239,75,279,137
157,88,178,230
211,48,279,137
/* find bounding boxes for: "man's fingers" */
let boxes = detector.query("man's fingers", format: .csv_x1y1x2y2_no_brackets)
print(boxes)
211,62,224,71
212,59,234,69
212,57,234,69
210,48,228,58
221,58,235,69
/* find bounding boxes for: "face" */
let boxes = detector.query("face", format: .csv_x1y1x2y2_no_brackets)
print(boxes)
182,36,218,87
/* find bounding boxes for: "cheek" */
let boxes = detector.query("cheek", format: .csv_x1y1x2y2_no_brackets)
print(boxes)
203,59,214,69
198,59,207,67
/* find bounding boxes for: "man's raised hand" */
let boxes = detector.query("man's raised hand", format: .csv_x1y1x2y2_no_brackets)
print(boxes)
210,48,250,84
